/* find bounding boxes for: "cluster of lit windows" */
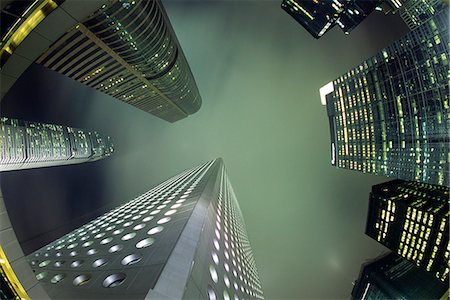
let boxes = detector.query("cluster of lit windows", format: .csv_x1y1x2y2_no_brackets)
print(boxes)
375,199,396,242
0,118,113,171
328,6,448,185
373,181,449,282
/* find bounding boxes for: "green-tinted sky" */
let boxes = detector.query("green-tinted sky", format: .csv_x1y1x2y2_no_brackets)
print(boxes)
2,1,411,298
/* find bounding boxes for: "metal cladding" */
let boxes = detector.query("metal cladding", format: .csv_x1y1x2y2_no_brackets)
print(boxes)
0,117,113,172
322,5,449,185
366,180,449,282
35,0,201,123
26,159,263,299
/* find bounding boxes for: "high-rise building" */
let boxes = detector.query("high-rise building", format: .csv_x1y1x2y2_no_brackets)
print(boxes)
34,0,201,123
365,180,449,282
0,117,113,172
398,0,445,30
26,159,264,299
281,0,381,39
351,252,448,299
320,3,449,185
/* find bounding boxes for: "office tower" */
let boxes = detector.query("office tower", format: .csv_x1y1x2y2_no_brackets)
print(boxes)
26,159,264,299
35,0,201,123
281,0,381,39
0,117,113,172
365,180,449,282
351,252,448,299
399,0,445,30
320,3,449,185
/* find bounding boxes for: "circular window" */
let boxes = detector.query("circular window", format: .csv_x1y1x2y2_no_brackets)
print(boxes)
73,274,91,286
209,265,218,283
94,233,105,239
36,272,48,280
207,285,216,300
39,260,51,267
133,223,146,231
101,237,113,245
67,243,78,249
121,232,136,241
224,275,230,288
123,221,133,227
82,241,93,248
150,210,161,215
147,226,164,235
164,210,177,216
113,228,124,235
109,244,124,253
142,216,154,222
50,274,65,284
69,251,78,257
136,238,154,249
54,261,65,267
103,273,126,288
213,239,220,251
87,249,98,256
157,217,171,225
121,253,142,266
92,258,108,268
223,290,230,300
212,252,219,265
70,260,83,268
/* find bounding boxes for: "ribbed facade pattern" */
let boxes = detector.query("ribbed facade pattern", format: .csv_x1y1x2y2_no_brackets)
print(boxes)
325,6,449,185
36,0,201,123
0,117,113,171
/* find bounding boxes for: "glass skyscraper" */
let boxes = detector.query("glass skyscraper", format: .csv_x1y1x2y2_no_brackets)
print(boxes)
365,179,449,282
351,252,448,299
320,3,449,185
281,0,380,39
0,117,113,172
35,0,201,123
26,159,264,299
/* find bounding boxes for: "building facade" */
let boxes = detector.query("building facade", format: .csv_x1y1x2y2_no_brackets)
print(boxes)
321,3,449,185
34,0,201,123
398,0,445,30
281,0,381,39
0,117,113,172
26,159,263,299
365,180,449,282
351,252,447,299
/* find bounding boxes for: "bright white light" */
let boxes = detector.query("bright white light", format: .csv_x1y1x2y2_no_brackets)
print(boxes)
331,143,336,165
319,81,334,105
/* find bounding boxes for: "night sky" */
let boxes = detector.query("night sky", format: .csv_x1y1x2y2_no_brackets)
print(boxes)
1,1,411,299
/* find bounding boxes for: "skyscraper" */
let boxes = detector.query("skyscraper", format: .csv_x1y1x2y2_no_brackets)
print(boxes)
281,0,381,39
320,3,449,185
26,159,264,299
0,117,113,172
398,0,445,30
35,0,201,123
351,252,448,299
365,180,449,282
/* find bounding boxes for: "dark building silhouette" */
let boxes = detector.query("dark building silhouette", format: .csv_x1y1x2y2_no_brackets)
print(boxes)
351,252,448,299
26,159,263,299
281,0,381,38
366,180,449,282
0,117,113,172
321,3,449,185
